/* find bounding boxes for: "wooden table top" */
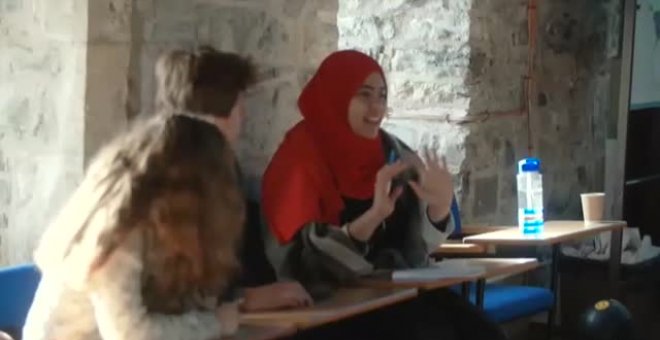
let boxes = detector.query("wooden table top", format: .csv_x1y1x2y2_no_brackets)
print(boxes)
239,259,539,333
361,257,538,290
224,324,296,340
463,220,627,246
441,257,539,280
434,241,487,255
241,287,417,330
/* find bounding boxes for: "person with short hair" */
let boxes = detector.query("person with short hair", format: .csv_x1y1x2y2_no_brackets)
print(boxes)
23,47,258,340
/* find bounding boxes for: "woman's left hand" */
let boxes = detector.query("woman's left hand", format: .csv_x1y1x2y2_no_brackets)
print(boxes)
217,302,240,336
407,147,454,222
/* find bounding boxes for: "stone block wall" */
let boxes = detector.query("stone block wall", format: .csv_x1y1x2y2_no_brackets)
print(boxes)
0,0,88,264
338,0,472,197
464,0,616,224
130,0,338,186
0,0,623,264
0,0,339,264
84,0,133,162
338,0,619,225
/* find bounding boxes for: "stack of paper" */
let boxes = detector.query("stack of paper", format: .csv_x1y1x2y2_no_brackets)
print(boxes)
391,261,485,283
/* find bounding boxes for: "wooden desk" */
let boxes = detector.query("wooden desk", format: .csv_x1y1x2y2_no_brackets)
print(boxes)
435,241,487,256
462,220,626,292
241,260,539,335
361,258,538,291
461,225,514,235
445,258,539,279
224,324,296,340
463,220,627,334
360,258,538,310
241,287,417,330
463,220,626,246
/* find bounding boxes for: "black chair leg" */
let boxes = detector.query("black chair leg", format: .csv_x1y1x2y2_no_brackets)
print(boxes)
461,282,470,301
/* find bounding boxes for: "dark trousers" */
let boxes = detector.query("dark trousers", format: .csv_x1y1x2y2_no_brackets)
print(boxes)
293,289,508,340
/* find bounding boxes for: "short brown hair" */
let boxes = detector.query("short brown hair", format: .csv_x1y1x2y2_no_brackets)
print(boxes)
155,46,256,118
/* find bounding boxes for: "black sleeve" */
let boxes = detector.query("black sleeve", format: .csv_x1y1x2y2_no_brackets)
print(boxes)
428,212,451,232
237,200,277,288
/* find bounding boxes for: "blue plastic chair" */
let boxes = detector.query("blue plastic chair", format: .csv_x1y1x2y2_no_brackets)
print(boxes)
448,198,554,324
0,264,41,335
450,282,554,323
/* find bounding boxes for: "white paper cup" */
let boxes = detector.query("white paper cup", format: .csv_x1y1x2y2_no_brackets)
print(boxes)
581,192,605,224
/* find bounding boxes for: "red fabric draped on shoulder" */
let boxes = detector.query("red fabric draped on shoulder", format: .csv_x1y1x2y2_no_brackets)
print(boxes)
262,50,386,244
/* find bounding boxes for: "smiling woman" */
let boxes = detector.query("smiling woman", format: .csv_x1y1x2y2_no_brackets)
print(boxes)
348,73,388,139
261,50,508,340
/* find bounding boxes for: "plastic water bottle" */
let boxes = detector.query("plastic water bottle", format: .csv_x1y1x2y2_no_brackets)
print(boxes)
517,158,544,235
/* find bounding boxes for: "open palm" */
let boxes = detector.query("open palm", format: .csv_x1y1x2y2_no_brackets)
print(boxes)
408,147,454,220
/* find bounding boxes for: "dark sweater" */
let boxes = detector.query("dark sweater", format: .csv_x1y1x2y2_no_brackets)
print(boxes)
238,200,277,287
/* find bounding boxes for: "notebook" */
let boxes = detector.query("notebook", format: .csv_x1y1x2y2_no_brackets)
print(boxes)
362,260,485,283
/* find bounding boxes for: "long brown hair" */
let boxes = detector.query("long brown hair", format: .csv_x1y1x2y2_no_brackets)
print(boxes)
34,46,256,313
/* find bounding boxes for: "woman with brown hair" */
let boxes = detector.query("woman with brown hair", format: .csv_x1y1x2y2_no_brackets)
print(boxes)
154,47,313,313
23,47,255,340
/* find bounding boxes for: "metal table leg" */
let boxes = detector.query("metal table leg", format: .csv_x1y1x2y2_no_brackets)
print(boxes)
475,279,485,309
461,282,470,301
609,229,623,298
547,244,560,339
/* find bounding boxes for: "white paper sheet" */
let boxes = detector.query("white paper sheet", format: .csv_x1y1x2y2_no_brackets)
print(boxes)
391,261,485,283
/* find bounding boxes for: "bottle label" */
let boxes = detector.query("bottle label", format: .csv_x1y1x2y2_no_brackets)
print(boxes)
519,208,544,234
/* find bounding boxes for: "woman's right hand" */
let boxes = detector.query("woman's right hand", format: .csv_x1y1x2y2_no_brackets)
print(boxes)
345,161,409,242
369,161,408,220
241,281,313,312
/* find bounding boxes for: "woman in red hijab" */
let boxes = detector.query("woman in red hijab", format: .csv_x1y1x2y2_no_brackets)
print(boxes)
262,50,507,340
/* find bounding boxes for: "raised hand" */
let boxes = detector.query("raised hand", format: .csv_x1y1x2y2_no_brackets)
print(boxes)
370,161,409,220
407,147,454,222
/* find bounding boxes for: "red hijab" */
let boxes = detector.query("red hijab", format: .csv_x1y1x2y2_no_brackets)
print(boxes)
262,50,387,243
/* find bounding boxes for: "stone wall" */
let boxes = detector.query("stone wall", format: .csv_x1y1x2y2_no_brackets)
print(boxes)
338,0,472,198
131,0,338,190
464,0,616,224
0,0,338,265
85,0,133,162
0,0,88,264
338,0,619,225
0,0,623,264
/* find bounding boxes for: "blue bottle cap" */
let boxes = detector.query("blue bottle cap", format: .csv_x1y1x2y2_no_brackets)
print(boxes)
518,157,541,173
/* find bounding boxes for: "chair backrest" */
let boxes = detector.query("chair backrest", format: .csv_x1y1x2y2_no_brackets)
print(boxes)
0,264,41,331
450,196,462,235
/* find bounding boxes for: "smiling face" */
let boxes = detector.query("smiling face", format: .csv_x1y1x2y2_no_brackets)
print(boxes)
347,72,387,139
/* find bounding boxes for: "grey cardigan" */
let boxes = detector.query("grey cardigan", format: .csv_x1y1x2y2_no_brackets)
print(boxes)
266,133,454,298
